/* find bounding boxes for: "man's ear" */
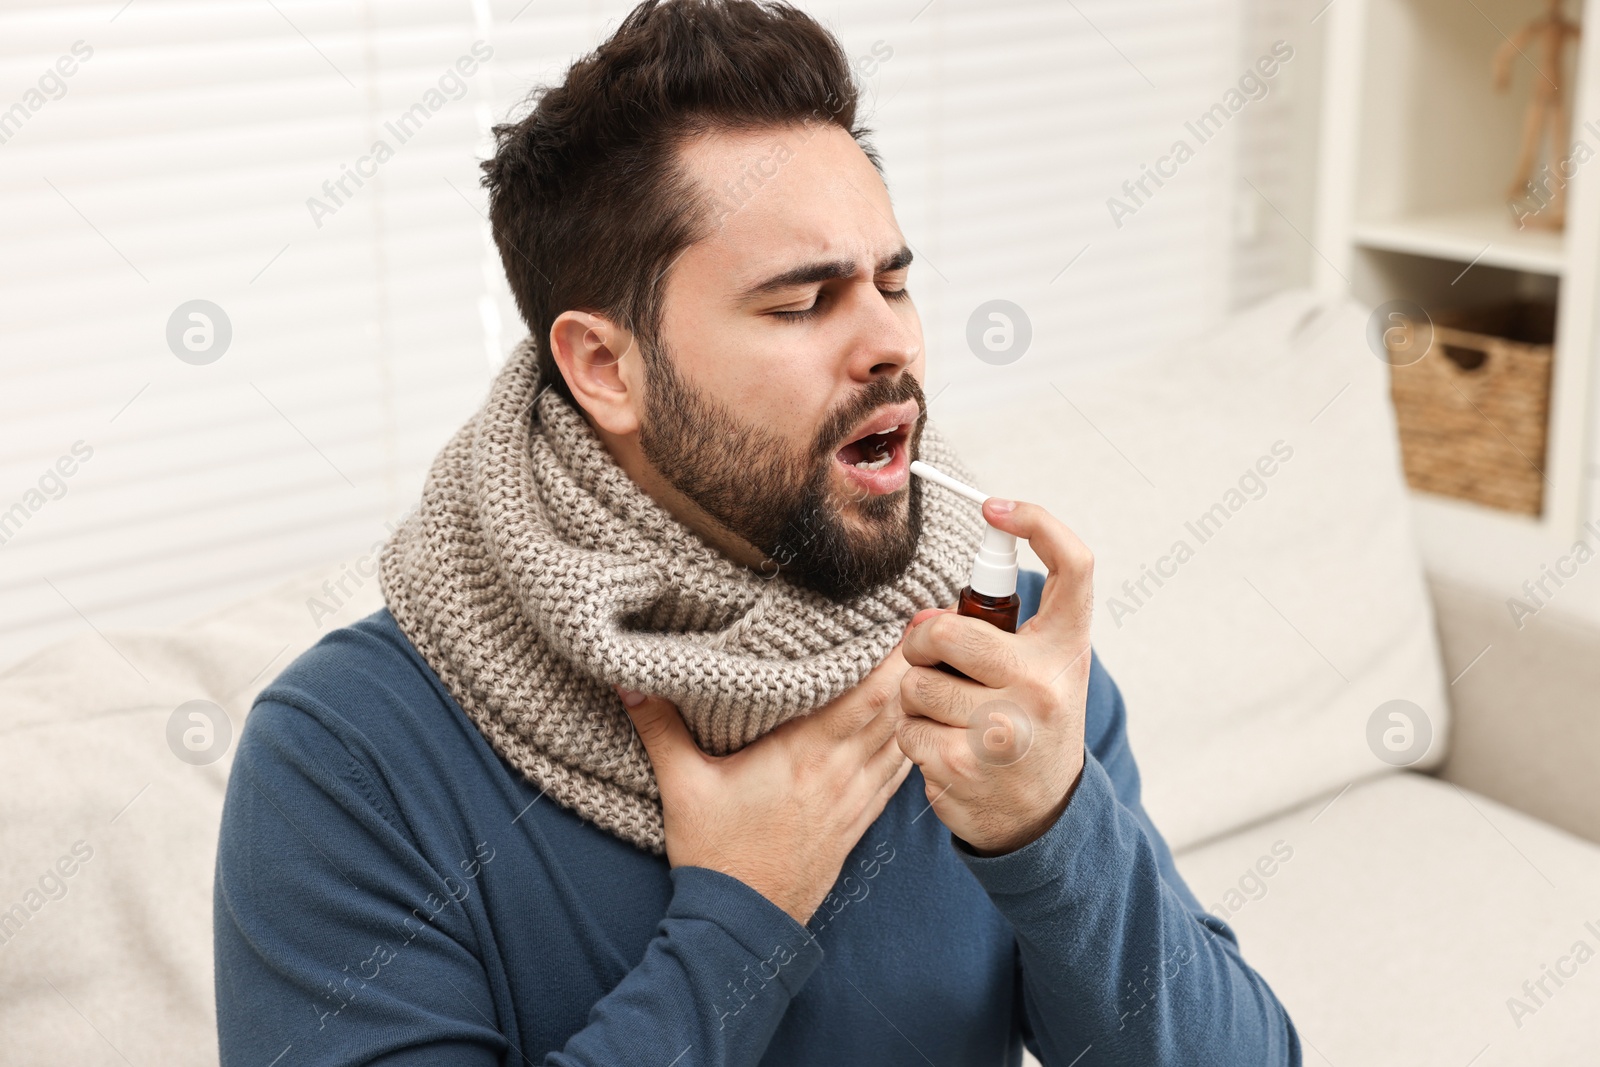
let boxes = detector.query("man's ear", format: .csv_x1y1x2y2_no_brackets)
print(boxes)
549,310,642,436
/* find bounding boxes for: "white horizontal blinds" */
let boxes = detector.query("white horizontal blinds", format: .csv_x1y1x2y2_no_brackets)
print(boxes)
0,0,499,670
786,0,1242,414
1230,0,1323,311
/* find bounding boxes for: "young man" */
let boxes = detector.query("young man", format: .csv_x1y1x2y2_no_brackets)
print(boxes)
213,2,1301,1064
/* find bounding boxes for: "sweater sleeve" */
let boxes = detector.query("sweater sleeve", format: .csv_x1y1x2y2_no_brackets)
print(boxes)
952,651,1302,1067
214,700,822,1067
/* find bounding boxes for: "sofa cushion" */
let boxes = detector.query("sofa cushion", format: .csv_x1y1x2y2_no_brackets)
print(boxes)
937,290,1449,850
0,565,383,1066
1174,772,1600,1065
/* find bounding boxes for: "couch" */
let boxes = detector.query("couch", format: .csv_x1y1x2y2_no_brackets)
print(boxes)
3,290,1596,1064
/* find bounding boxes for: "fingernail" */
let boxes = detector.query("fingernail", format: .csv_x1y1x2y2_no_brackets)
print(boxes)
616,687,646,708
988,498,1017,514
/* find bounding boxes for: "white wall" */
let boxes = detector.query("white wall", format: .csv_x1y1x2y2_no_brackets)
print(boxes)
0,0,1319,671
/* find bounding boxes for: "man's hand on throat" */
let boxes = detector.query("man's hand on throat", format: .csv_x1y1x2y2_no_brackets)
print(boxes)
618,641,916,926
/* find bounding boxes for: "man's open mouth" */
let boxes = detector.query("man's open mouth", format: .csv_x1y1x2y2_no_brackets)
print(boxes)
837,426,906,470
832,400,920,495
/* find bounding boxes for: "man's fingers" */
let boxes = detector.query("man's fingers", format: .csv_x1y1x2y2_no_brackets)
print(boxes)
803,641,909,745
843,680,903,760
897,659,982,728
865,729,908,788
901,611,1023,689
981,497,1094,640
895,712,960,783
903,605,950,638
618,689,699,775
851,743,915,839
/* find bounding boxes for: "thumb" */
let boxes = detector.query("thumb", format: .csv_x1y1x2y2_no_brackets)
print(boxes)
617,688,698,772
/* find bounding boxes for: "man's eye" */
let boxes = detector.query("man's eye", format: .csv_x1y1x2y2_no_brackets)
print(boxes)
770,285,908,321
771,295,823,321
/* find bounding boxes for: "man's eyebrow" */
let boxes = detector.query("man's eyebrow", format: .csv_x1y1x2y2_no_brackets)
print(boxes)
737,245,914,300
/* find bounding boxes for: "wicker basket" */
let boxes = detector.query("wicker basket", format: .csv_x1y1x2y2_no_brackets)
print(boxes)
1386,300,1555,516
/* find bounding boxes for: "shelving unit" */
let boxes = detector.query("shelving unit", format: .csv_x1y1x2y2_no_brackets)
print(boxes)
1314,0,1600,611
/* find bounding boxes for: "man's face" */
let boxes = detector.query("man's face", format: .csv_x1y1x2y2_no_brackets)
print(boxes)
636,123,929,601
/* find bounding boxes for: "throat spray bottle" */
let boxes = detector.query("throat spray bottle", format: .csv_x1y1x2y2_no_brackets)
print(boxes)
908,460,1019,679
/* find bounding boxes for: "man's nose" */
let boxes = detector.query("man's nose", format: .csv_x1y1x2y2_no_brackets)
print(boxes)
844,286,920,378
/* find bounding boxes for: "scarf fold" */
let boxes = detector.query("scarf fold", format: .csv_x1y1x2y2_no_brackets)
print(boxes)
379,338,986,853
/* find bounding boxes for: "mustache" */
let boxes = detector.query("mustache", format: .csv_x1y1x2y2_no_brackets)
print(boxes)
812,376,927,459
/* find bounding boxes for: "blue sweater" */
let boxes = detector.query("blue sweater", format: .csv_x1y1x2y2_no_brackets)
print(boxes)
214,569,1299,1066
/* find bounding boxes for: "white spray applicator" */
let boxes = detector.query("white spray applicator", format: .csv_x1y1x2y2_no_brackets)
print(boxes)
909,460,1020,677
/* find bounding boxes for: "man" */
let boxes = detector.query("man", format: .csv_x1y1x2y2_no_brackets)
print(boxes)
213,2,1301,1064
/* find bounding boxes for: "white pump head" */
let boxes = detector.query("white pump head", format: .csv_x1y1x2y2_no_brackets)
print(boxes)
908,460,1019,599
968,520,1019,597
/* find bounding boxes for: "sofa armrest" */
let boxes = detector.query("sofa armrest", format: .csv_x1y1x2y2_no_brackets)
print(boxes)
1428,573,1600,845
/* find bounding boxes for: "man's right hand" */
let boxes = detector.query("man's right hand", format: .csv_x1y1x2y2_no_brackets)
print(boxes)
617,642,915,925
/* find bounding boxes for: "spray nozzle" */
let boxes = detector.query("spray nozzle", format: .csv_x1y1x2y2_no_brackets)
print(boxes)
909,460,1019,598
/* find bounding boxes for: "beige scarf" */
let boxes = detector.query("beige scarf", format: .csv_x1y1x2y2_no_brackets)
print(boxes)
378,338,985,854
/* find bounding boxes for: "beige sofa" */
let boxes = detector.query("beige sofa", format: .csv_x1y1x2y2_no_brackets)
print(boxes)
2,291,1596,1065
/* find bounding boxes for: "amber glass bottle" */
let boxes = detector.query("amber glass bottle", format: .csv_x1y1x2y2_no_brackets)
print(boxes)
933,519,1020,679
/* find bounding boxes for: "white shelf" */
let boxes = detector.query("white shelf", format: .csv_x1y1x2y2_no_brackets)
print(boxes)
1353,207,1566,276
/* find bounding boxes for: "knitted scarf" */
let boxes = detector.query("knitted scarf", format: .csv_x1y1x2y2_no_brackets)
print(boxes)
378,338,986,854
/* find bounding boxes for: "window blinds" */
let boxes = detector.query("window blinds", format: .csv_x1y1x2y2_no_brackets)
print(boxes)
1,0,506,669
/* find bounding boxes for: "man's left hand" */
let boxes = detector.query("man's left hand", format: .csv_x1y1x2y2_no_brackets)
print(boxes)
895,497,1094,857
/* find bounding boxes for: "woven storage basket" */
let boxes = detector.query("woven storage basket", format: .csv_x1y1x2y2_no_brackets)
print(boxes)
1386,300,1554,516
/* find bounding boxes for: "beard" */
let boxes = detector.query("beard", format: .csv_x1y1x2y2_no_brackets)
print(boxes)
635,343,926,602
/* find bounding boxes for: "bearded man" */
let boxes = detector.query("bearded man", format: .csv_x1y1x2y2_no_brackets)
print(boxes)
213,3,1300,1064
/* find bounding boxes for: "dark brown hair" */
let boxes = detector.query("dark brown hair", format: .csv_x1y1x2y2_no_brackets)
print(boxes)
480,0,879,403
